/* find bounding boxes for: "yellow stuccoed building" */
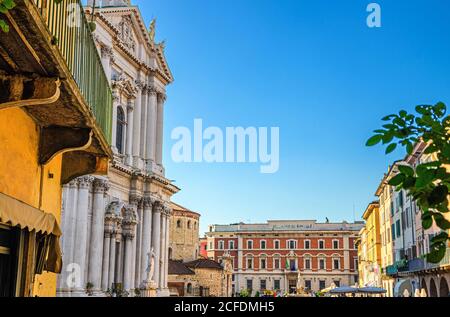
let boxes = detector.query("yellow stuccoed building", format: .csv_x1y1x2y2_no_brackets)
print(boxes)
0,1,112,297
357,202,382,288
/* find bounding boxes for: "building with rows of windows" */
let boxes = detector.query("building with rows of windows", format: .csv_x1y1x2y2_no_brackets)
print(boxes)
360,142,450,297
206,220,364,295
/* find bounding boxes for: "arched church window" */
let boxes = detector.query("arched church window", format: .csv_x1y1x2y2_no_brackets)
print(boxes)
187,221,191,229
177,219,182,228
116,106,125,154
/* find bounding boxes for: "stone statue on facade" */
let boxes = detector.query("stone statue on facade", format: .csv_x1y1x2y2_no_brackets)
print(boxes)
146,248,156,282
149,19,156,43
140,248,157,297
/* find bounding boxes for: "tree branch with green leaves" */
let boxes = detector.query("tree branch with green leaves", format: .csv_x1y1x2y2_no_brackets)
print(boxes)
367,102,450,263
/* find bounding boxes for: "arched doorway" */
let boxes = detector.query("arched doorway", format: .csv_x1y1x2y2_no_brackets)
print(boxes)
429,278,438,297
439,277,449,297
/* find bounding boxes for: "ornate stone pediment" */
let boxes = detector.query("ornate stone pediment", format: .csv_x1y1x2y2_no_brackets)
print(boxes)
117,15,136,53
111,72,137,99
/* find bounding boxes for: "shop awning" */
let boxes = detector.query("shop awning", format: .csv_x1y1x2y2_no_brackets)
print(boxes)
0,192,63,273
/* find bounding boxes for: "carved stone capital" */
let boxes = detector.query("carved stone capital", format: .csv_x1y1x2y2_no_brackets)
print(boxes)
100,45,114,59
135,80,145,91
93,178,109,194
143,196,157,208
129,194,142,207
158,92,167,103
146,85,158,96
154,201,165,213
77,175,94,189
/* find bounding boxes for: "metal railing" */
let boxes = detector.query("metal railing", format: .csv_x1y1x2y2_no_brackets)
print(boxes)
425,247,450,269
32,0,112,143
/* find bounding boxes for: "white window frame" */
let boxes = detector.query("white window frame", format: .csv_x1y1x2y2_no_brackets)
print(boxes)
260,257,267,270
246,256,254,269
218,240,224,250
319,257,326,270
274,240,280,249
333,258,341,270
228,240,235,250
287,239,297,250
318,239,325,250
304,240,311,249
332,239,339,249
260,240,267,250
304,257,312,270
273,257,281,270
247,240,253,250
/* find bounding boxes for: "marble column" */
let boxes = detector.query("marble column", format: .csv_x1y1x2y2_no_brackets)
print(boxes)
140,197,154,285
134,201,144,288
151,203,162,288
73,176,93,292
132,81,144,168
87,178,109,292
58,181,78,292
155,93,166,166
126,101,134,166
116,235,124,284
139,87,148,159
159,212,166,290
102,213,115,291
123,206,137,293
146,87,158,168
164,208,171,289
108,226,117,289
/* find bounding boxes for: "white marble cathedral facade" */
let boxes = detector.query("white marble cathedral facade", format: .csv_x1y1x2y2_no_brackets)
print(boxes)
57,0,179,297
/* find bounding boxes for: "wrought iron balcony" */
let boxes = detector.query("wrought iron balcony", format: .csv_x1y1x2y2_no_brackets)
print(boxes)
32,0,112,142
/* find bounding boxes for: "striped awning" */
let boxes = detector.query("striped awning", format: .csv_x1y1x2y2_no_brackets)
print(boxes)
0,192,62,273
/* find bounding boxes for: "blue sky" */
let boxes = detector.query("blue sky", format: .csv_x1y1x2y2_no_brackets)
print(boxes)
131,0,450,235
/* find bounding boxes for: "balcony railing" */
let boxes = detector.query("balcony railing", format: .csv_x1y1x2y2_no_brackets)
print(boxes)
32,0,112,143
425,248,450,270
389,248,450,275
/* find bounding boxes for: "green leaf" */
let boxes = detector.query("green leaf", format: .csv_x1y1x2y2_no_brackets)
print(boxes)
434,102,446,118
0,19,9,33
382,132,394,144
398,165,414,177
385,143,397,154
366,135,382,147
416,169,436,188
389,173,405,186
406,141,414,155
402,176,416,189
416,105,429,115
426,243,447,263
431,232,449,244
428,185,449,205
422,212,433,230
435,215,450,230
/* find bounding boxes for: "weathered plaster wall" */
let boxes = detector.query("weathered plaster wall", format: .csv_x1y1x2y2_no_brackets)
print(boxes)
0,108,63,297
